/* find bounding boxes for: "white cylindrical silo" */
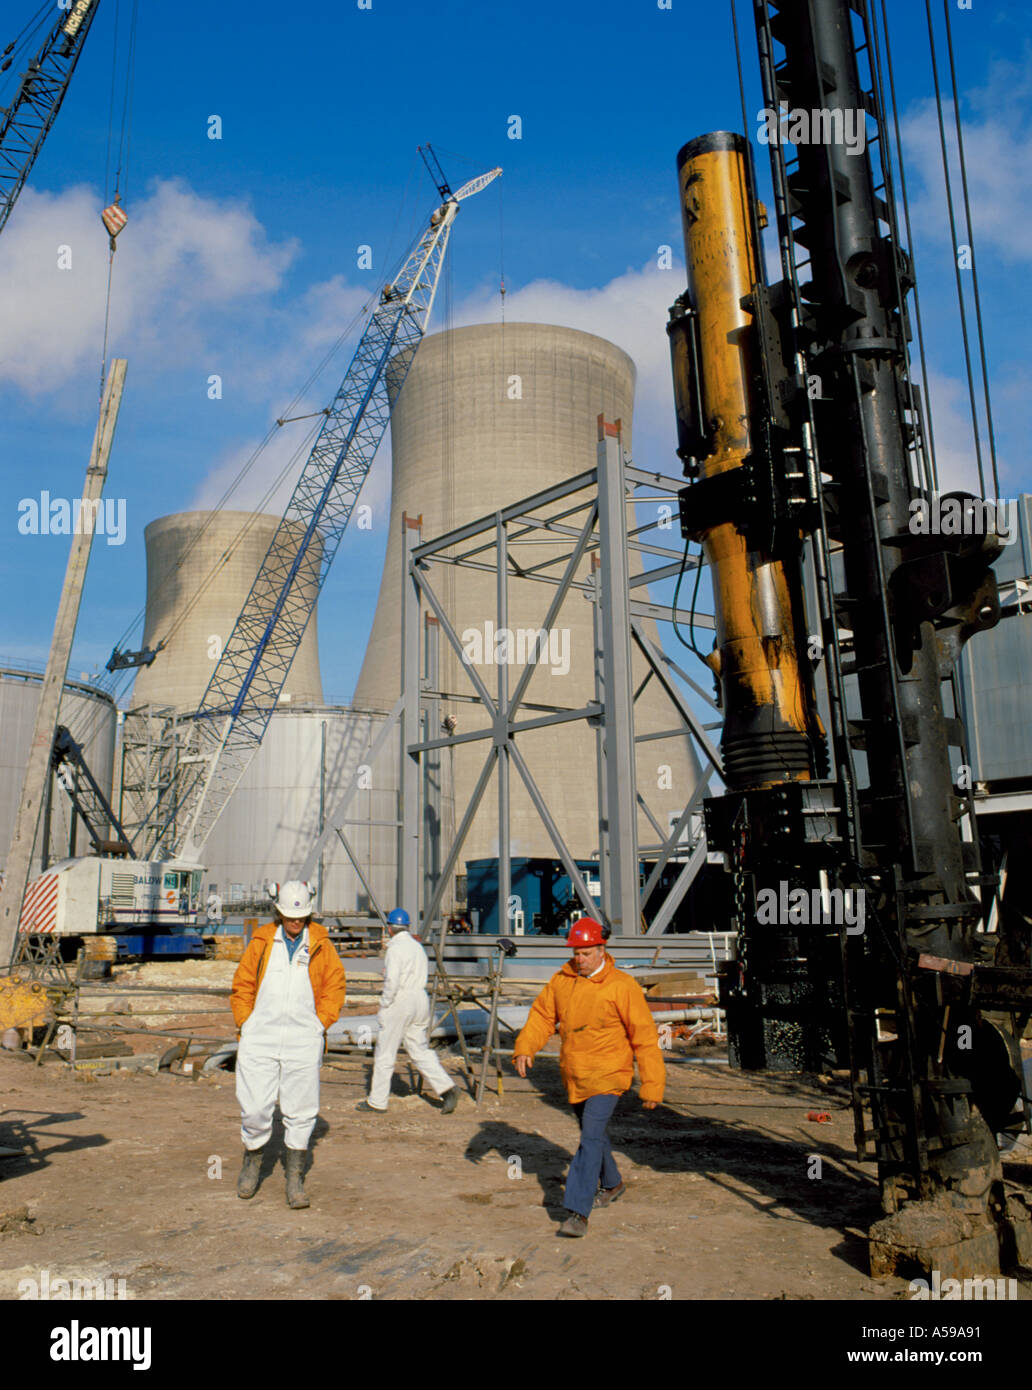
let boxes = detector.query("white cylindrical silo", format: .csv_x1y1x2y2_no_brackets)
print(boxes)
131,511,323,713
197,704,398,914
0,668,118,875
354,322,701,867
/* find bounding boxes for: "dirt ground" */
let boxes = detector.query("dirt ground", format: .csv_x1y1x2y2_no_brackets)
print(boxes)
0,965,1029,1301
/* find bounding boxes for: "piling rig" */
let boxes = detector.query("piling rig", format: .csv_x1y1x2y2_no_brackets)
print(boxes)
668,0,1031,1278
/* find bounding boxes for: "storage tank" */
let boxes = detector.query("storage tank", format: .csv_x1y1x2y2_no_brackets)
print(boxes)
354,322,702,864
130,511,323,712
958,494,1032,789
0,667,118,875
198,703,398,915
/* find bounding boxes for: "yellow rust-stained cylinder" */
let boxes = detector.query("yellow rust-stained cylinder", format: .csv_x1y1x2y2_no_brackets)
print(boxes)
675,131,822,790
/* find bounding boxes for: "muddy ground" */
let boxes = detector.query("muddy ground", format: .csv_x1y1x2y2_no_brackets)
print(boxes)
0,964,1029,1301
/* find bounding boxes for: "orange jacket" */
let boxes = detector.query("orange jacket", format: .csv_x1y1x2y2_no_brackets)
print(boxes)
513,954,665,1104
231,922,346,1032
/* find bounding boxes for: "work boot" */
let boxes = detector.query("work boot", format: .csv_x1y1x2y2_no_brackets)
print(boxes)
557,1211,589,1238
284,1147,310,1210
593,1181,626,1209
237,1146,265,1199
440,1086,459,1114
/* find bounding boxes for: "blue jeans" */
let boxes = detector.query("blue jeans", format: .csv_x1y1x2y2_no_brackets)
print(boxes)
564,1094,622,1218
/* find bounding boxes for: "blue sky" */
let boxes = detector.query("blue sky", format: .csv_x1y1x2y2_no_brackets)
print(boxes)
1,0,1029,709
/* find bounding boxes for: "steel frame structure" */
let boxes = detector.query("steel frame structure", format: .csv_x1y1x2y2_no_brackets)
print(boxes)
116,703,185,858
397,417,726,949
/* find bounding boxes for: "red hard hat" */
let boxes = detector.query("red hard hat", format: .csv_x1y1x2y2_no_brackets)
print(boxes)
567,917,605,947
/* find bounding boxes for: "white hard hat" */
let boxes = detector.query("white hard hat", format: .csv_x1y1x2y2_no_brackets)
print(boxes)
270,880,315,919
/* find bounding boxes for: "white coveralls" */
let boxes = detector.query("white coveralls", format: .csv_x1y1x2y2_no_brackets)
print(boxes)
368,928,453,1110
236,927,324,1150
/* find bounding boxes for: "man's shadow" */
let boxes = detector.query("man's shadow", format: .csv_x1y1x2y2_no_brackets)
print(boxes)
463,1119,573,1224
467,1054,878,1264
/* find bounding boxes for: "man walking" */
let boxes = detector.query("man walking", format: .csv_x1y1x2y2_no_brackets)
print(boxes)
357,908,460,1114
513,917,664,1237
231,880,346,1208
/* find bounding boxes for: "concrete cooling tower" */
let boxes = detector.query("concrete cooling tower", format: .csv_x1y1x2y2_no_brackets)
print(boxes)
354,322,701,867
127,510,398,914
131,511,323,712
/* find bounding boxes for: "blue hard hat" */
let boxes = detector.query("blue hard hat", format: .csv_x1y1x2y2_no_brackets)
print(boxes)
387,908,410,927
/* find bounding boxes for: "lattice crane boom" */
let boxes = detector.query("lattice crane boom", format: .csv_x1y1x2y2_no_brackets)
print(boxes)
0,0,100,238
148,161,501,864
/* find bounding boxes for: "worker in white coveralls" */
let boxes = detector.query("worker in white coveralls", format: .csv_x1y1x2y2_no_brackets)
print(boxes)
356,907,460,1114
231,880,346,1208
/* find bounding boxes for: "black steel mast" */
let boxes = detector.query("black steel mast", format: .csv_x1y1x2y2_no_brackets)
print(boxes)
674,0,1030,1277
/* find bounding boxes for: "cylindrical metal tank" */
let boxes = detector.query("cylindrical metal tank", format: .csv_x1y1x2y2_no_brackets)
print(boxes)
354,322,702,865
0,668,118,875
131,511,323,712
958,495,1032,787
198,704,398,914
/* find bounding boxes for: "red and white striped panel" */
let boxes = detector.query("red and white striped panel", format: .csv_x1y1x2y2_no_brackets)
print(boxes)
19,872,59,934
101,203,127,238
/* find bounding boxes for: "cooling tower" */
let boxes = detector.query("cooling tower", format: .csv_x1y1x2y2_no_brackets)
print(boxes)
131,511,323,712
354,322,701,866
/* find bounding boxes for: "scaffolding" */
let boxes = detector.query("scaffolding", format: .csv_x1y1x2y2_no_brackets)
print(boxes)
400,417,725,944
381,417,731,1100
116,703,186,859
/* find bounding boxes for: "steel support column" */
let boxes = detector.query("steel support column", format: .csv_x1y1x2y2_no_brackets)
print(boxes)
400,513,422,920
496,514,511,936
595,418,640,934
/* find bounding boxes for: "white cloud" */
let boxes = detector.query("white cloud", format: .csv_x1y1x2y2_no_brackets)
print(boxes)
186,275,389,515
921,368,987,495
901,94,1032,263
0,178,300,397
190,415,392,521
191,260,690,534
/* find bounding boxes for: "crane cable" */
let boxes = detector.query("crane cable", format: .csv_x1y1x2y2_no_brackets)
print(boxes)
877,0,938,494
924,0,993,502
102,190,439,669
53,0,139,764
99,214,428,715
0,3,51,84
98,169,471,727
499,170,506,326
101,291,375,674
98,0,138,404
940,0,999,500
74,414,326,758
